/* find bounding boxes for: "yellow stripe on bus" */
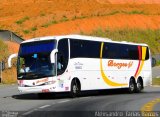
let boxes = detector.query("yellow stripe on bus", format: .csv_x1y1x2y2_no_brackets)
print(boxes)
100,42,128,87
135,46,146,78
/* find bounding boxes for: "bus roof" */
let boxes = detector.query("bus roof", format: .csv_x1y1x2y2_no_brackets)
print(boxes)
22,34,148,46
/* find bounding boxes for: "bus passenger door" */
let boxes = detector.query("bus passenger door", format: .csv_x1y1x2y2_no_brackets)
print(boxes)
56,39,70,91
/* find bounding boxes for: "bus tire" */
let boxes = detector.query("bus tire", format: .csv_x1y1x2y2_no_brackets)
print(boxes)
70,79,80,98
136,78,143,93
129,78,136,93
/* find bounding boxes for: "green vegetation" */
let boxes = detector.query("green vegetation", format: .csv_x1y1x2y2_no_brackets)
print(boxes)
0,40,17,84
51,20,58,24
32,10,147,29
41,20,58,28
0,39,9,61
31,26,37,31
0,25,4,30
23,30,30,34
72,16,78,21
152,78,160,85
122,10,145,15
100,10,146,16
0,39,17,84
71,10,145,22
78,15,87,19
80,28,160,54
40,13,45,17
156,60,160,66
71,15,88,21
60,15,69,22
15,16,30,25
128,10,145,15
107,11,120,16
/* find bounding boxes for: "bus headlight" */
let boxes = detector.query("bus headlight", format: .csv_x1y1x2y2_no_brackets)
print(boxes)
45,81,56,85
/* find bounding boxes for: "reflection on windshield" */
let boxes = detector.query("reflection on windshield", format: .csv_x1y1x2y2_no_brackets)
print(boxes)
17,40,56,79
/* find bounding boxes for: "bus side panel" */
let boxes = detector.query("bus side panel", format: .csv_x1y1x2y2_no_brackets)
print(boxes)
141,59,152,87
68,58,136,91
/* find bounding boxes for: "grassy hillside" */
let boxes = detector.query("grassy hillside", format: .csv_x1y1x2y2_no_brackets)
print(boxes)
152,78,160,86
0,0,160,39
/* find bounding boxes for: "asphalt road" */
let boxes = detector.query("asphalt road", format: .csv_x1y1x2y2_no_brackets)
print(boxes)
0,85,160,117
0,66,159,117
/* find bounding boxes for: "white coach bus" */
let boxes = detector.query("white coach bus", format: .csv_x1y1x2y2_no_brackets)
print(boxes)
16,35,152,97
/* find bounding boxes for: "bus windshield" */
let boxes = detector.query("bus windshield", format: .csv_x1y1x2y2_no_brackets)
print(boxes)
17,40,56,80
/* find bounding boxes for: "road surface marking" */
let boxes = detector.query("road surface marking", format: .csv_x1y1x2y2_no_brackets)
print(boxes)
23,99,70,116
39,105,51,109
58,100,70,103
141,98,160,117
22,110,35,116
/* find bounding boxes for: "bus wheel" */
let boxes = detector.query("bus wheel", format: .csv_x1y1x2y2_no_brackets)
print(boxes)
129,79,136,93
70,80,80,98
136,79,143,93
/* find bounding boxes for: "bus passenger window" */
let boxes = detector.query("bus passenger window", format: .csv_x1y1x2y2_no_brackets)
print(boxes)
57,39,69,75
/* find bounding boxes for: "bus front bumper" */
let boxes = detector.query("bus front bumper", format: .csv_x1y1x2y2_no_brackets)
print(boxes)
18,85,58,93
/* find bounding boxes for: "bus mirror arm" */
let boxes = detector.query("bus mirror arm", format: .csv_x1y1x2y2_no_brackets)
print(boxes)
50,49,58,63
8,53,18,68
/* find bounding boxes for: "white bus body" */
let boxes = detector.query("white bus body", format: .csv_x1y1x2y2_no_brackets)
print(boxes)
17,35,152,96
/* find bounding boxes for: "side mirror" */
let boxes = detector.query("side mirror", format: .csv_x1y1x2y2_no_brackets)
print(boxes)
152,57,156,67
50,49,58,63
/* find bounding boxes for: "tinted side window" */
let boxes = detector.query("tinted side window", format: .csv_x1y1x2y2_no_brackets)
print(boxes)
103,43,139,60
119,44,139,60
70,39,83,58
70,39,101,58
145,47,149,60
57,39,69,75
103,43,120,59
127,45,139,60
83,40,101,58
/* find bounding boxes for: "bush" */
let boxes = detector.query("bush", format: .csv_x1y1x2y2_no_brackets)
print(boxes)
23,30,30,34
31,27,37,31
40,13,45,17
41,20,58,28
15,16,30,25
0,39,9,61
60,15,69,22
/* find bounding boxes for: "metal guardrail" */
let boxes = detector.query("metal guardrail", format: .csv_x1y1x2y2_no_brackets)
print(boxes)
0,30,24,44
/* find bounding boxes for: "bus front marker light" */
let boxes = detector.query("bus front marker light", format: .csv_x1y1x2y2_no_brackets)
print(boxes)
45,81,56,85
42,89,49,92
